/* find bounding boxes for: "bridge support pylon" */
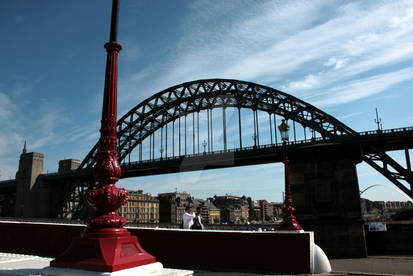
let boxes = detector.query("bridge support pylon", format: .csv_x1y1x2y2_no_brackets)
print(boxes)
289,143,367,258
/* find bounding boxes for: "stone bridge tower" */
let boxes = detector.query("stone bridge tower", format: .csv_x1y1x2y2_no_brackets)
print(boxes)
14,142,44,217
290,143,367,258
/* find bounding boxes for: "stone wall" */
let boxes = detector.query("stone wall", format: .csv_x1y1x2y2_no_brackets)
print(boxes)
289,144,367,258
365,221,413,255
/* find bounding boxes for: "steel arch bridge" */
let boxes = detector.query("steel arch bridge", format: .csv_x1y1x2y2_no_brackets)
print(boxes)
79,79,413,199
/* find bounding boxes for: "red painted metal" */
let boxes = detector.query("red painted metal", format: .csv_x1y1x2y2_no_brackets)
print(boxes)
50,228,155,271
0,222,312,274
50,11,156,272
278,159,303,231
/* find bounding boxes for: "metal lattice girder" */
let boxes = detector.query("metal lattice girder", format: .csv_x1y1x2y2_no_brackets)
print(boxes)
80,79,355,168
363,149,413,199
78,78,413,199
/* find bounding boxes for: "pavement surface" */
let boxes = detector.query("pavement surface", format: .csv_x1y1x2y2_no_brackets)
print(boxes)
0,252,412,275
330,256,413,276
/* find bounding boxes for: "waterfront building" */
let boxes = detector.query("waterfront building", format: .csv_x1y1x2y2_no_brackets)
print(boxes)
257,200,274,221
118,190,159,223
158,191,191,224
191,198,221,224
211,194,249,224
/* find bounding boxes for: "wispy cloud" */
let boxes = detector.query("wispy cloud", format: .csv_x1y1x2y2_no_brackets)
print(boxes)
119,1,413,112
314,67,413,107
337,112,363,120
120,38,141,63
283,74,320,91
0,93,15,120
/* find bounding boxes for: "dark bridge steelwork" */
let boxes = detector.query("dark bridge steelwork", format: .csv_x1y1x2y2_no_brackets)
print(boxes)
35,126,413,219
76,79,412,199
118,126,413,179
80,79,354,168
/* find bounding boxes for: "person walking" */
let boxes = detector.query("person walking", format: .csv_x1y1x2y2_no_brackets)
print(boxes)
182,205,196,229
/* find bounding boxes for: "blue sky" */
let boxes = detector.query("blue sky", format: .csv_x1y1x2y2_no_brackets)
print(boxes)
1,0,413,203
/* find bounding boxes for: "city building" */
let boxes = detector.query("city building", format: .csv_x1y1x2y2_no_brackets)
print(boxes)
384,201,412,210
253,202,261,221
270,202,284,219
208,204,221,224
211,194,249,224
158,191,191,224
257,200,274,221
158,192,222,224
247,197,255,220
118,190,159,223
191,198,221,224
361,198,413,214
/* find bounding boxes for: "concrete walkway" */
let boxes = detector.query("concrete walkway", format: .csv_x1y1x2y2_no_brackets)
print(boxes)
330,256,413,276
0,252,412,275
194,256,413,275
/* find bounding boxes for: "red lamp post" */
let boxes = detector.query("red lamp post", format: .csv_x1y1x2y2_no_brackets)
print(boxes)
277,119,303,231
50,0,156,272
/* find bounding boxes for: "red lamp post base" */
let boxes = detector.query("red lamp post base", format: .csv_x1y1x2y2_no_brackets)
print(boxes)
278,158,303,231
278,215,303,231
50,228,156,272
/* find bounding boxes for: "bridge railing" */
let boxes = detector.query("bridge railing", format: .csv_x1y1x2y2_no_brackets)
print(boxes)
120,137,329,167
359,126,413,136
120,126,413,167
35,126,413,178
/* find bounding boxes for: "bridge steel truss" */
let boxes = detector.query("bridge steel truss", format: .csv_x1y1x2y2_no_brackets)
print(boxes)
79,79,413,199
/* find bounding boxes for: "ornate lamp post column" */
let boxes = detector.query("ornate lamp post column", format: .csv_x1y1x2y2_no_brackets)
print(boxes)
88,0,125,230
277,119,303,231
49,0,156,272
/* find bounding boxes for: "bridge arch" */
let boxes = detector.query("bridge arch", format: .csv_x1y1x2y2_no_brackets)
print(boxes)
80,79,356,169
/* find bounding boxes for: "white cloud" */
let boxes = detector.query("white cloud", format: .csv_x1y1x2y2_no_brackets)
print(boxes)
120,38,141,63
314,67,413,107
0,93,14,120
3,0,413,202
118,0,413,111
337,112,363,120
324,57,348,70
0,133,23,157
0,161,18,180
38,111,60,132
389,6,413,29
284,74,320,91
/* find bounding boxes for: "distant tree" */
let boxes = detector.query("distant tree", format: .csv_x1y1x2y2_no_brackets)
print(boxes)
392,206,413,221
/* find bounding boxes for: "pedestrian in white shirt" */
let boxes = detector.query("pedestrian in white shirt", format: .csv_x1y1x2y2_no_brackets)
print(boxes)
182,206,196,229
